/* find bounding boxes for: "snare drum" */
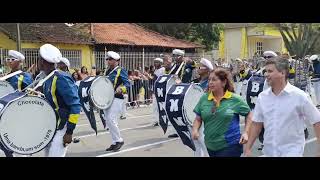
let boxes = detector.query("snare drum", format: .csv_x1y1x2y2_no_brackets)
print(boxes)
0,81,15,98
165,83,204,151
0,91,57,155
79,76,115,110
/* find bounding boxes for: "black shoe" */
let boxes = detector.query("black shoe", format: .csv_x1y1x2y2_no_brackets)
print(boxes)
258,144,264,151
113,141,124,151
120,116,126,120
168,133,179,138
153,122,159,127
73,138,80,143
106,144,116,151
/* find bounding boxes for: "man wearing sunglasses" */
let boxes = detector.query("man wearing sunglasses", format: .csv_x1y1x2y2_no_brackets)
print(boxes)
5,50,33,91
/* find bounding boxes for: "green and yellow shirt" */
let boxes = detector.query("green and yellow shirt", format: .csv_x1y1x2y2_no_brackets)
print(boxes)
193,91,250,151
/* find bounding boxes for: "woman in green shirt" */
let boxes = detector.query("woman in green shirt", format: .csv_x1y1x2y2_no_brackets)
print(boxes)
192,68,253,157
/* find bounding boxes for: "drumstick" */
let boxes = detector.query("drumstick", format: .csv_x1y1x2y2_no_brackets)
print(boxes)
175,61,185,75
0,70,23,81
32,70,58,90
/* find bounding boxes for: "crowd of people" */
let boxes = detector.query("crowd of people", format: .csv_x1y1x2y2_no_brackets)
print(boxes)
1,44,320,157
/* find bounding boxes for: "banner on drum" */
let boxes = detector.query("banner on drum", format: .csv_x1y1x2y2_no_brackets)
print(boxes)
246,75,265,109
165,84,196,151
154,75,172,134
79,76,98,135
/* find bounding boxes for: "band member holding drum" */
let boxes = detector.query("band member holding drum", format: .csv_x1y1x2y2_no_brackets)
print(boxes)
38,44,81,157
57,57,70,73
192,58,213,157
0,50,33,157
244,57,320,157
192,68,253,157
104,51,130,152
5,50,33,91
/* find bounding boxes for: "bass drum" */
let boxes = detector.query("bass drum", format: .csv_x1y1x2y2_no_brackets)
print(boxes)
0,91,57,155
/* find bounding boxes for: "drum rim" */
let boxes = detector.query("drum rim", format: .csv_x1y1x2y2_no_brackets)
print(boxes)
182,83,204,125
0,95,58,155
89,76,115,110
0,81,15,99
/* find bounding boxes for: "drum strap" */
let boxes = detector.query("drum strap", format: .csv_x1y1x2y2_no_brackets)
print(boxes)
51,75,61,126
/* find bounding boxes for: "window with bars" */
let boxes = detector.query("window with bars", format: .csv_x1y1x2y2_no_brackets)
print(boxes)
256,42,263,55
0,48,9,66
60,50,82,68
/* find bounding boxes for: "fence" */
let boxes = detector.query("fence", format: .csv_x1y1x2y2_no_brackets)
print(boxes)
94,51,215,72
126,78,155,108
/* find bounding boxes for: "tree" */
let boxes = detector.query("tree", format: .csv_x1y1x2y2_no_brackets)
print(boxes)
139,23,223,51
273,23,320,58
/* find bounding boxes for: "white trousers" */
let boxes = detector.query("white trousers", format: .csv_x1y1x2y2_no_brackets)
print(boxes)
312,80,320,105
44,126,67,157
121,94,128,117
193,124,209,157
103,98,124,145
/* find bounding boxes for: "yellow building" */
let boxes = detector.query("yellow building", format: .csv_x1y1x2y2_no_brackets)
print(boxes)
0,23,94,72
218,23,287,61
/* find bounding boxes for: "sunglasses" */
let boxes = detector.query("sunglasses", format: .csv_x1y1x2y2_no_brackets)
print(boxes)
198,67,207,70
263,56,273,59
5,58,18,62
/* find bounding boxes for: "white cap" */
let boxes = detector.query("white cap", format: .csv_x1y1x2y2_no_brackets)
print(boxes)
200,58,214,71
8,50,25,61
235,58,242,62
154,58,163,63
172,49,185,56
310,55,319,61
263,51,278,57
59,57,70,67
106,51,120,61
39,44,62,64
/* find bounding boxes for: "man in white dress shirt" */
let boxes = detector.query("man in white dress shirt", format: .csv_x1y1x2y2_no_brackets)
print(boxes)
244,57,320,157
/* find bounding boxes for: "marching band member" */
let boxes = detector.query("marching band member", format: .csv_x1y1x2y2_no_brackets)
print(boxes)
191,58,214,157
0,50,33,157
5,50,33,91
245,57,320,157
104,51,130,152
171,49,195,83
192,68,253,157
38,44,81,157
57,57,70,73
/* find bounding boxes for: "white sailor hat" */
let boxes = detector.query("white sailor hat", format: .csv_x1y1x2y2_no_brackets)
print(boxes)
59,57,70,67
106,51,120,61
7,50,25,61
172,49,185,56
154,58,163,63
310,54,319,61
200,58,214,71
263,51,278,58
39,44,62,64
235,58,242,62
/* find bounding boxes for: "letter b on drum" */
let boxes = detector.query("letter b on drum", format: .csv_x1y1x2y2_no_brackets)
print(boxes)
172,86,185,95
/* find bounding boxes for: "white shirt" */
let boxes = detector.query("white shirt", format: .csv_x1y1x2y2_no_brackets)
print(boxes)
154,67,165,77
253,82,320,157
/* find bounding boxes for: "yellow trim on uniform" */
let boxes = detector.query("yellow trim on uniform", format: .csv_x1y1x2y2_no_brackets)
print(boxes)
114,68,121,88
68,114,79,124
289,68,295,74
208,90,232,107
240,71,248,79
120,85,127,94
17,75,24,91
51,76,60,125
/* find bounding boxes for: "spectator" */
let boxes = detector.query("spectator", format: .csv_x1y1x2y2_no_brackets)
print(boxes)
79,66,89,80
